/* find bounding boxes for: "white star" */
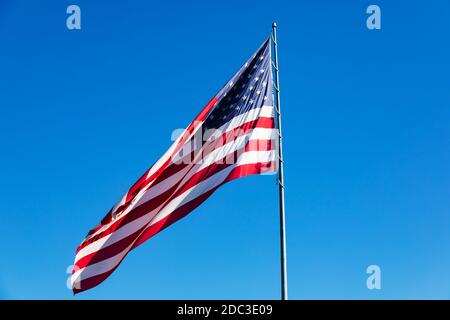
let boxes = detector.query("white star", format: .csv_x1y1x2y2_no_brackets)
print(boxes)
254,77,259,82
256,90,261,95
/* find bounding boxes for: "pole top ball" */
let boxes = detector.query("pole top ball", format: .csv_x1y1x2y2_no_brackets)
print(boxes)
272,22,277,28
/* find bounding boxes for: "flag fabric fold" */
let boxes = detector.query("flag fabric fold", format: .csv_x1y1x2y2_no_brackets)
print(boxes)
71,38,277,293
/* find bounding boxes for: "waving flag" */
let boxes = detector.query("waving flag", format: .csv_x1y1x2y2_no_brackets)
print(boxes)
71,39,277,293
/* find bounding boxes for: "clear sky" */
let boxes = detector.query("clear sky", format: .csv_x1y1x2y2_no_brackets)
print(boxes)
0,0,449,299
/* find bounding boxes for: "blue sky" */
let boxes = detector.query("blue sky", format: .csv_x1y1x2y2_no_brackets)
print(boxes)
0,0,449,299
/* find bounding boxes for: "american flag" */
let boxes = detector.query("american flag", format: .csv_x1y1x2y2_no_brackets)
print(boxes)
71,39,278,293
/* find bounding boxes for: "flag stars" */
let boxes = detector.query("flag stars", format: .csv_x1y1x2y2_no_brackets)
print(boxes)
207,48,269,125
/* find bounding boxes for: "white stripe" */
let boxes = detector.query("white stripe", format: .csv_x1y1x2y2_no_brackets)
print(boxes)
237,149,275,165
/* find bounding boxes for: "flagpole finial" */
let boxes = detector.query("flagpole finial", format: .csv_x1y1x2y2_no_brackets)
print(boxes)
272,22,277,28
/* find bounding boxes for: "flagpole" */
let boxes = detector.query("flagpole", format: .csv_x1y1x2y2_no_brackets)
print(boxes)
271,22,288,300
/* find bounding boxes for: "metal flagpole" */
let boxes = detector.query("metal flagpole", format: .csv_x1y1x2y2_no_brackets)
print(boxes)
271,22,288,300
